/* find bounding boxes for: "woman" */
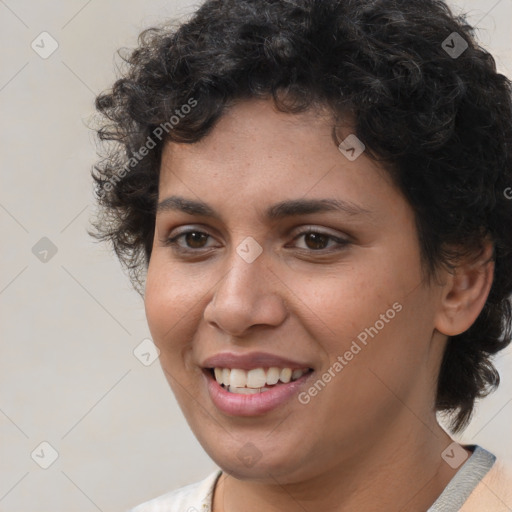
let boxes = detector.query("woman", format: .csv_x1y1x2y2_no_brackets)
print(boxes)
90,0,512,510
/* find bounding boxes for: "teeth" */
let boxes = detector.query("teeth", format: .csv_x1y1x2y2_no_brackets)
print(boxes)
229,386,272,394
211,366,310,390
247,368,267,388
291,369,304,380
230,387,260,395
280,368,292,383
266,367,280,385
230,369,246,388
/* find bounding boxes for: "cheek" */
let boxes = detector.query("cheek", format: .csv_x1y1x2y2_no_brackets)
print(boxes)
294,253,429,388
318,288,436,424
144,257,197,352
289,264,402,346
144,260,206,405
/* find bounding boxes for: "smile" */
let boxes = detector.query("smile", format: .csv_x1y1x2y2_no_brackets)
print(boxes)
211,367,311,394
203,366,314,416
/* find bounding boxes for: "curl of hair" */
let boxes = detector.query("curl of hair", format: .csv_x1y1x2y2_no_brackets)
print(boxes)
90,0,512,432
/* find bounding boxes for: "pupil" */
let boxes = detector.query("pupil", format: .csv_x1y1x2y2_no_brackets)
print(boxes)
187,232,206,248
306,233,327,250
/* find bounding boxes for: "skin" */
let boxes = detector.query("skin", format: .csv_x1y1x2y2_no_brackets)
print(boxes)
144,99,494,511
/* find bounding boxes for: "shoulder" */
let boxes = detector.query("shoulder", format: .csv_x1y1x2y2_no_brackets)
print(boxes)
127,470,222,512
461,454,512,511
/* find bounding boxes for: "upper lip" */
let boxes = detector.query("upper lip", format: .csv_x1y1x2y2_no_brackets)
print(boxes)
202,351,314,371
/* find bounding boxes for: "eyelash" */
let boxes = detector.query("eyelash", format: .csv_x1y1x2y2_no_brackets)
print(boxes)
164,228,349,254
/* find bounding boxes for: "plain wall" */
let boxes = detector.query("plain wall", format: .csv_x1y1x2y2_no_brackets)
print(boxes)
1,1,511,510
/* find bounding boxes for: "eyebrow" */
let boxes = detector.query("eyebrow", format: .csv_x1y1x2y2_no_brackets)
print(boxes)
156,195,373,221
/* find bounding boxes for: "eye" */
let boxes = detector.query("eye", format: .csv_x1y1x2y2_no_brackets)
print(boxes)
290,228,349,252
164,227,349,254
164,229,215,251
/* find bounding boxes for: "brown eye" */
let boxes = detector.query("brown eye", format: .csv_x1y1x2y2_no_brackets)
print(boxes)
292,229,349,252
183,231,209,249
165,230,214,251
303,232,330,250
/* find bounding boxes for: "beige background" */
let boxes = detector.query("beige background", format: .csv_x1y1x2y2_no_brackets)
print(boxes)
0,1,511,511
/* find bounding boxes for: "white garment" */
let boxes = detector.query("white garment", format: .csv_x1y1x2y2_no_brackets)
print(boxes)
128,470,220,512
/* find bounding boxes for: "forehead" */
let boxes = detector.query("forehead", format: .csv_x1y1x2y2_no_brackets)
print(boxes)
158,99,402,222
162,99,337,168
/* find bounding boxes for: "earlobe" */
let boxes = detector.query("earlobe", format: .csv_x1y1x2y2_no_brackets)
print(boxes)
434,241,495,337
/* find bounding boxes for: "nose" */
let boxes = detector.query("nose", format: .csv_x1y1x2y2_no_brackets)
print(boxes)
203,246,289,337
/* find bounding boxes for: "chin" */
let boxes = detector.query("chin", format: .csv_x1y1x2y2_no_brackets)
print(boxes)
205,441,311,483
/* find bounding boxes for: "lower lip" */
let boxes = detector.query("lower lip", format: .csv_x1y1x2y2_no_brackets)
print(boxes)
204,370,314,416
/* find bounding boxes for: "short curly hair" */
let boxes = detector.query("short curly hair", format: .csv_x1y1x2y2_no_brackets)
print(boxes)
90,0,512,433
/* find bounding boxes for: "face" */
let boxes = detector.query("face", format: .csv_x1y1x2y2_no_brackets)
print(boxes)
145,99,447,483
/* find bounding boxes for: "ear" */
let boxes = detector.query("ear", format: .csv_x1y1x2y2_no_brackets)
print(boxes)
434,240,495,337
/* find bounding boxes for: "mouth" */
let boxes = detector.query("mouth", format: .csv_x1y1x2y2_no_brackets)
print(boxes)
206,366,313,394
202,365,315,416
